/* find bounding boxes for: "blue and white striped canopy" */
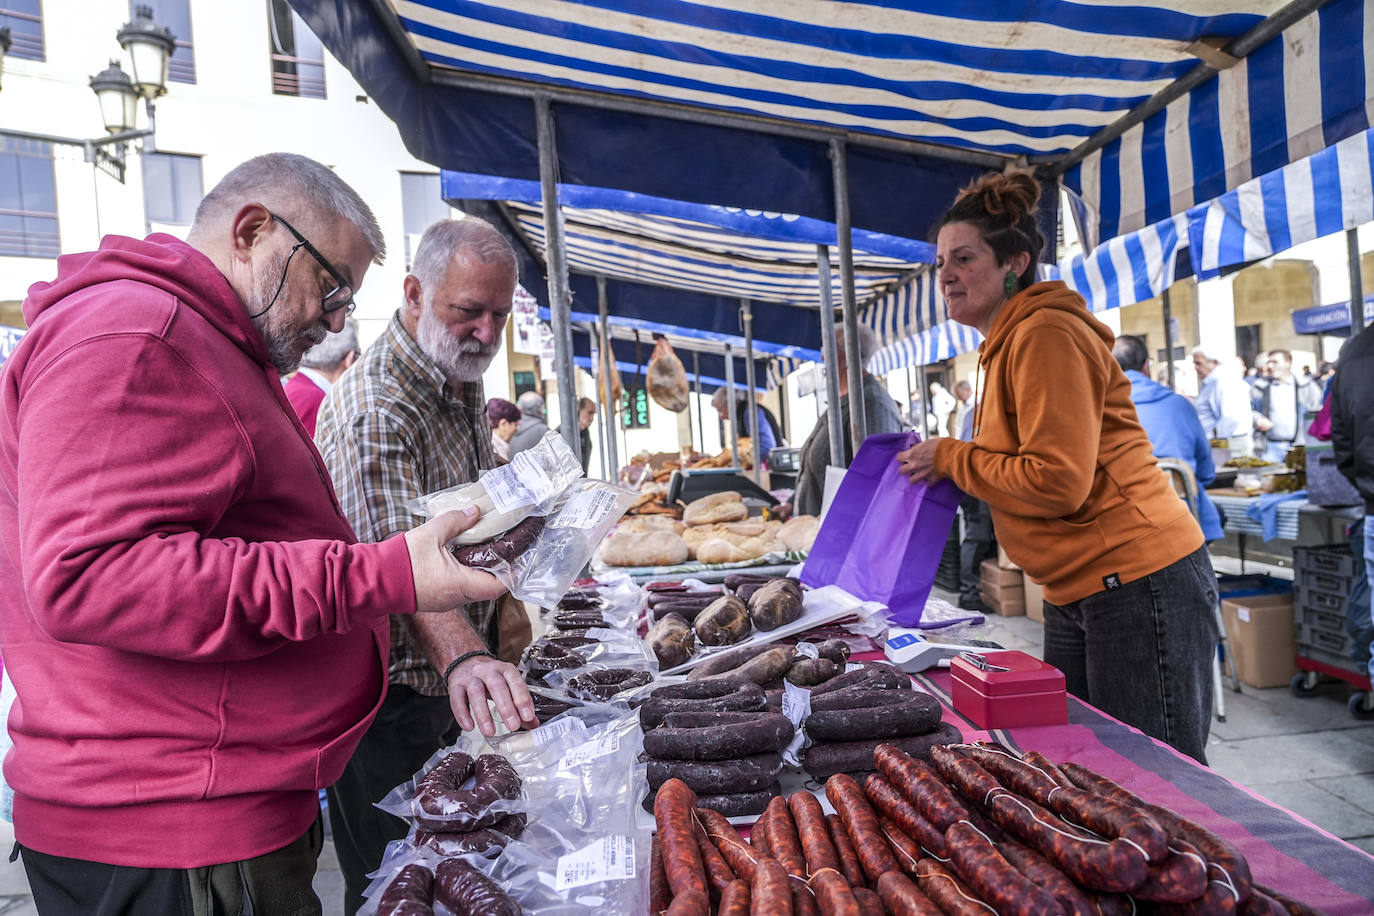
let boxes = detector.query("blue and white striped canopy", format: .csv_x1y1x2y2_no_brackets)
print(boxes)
290,0,1374,372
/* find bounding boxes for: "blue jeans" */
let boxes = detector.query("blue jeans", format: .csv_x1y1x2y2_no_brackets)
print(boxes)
1043,546,1219,764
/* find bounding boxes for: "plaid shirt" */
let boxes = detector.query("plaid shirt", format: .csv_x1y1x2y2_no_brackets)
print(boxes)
316,311,498,695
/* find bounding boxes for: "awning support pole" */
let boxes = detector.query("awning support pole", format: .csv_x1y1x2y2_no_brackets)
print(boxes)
1349,228,1365,334
816,245,845,467
724,343,740,468
830,139,866,460
693,350,704,451
741,299,762,483
536,94,580,461
596,275,619,479
1162,287,1176,390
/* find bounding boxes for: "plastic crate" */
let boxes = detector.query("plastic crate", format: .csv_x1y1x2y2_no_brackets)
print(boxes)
1297,623,1354,656
1294,582,1346,613
1305,446,1362,508
1297,643,1368,678
1293,543,1358,580
1296,601,1348,635
1217,573,1293,599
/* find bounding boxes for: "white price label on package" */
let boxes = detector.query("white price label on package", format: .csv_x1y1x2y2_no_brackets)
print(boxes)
549,488,622,529
510,449,559,506
481,464,537,514
555,835,637,891
560,730,622,768
531,716,587,749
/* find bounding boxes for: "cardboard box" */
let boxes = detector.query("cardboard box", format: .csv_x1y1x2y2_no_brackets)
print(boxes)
980,559,1022,588
1023,573,1045,623
1220,593,1296,689
997,544,1020,570
981,584,1026,617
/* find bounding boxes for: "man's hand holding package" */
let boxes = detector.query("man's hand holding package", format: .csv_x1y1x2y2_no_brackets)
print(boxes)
406,507,510,612
446,653,536,737
896,438,942,485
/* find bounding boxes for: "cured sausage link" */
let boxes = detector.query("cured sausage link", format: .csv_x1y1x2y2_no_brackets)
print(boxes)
654,778,710,899
697,807,760,883
945,821,1064,916
789,791,841,875
873,745,969,830
865,773,947,859
912,857,996,916
650,835,671,915
996,837,1097,916
718,879,752,916
826,813,866,888
751,857,793,916
826,773,900,885
810,867,862,916
876,870,945,916
694,817,737,900
984,790,1148,894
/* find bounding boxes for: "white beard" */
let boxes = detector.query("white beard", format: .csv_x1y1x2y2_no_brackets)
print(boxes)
416,300,499,384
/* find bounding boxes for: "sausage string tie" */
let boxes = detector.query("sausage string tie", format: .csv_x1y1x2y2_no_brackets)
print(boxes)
958,818,996,847
804,866,843,887
990,789,1121,849
915,868,999,916
880,825,922,869
1206,862,1241,901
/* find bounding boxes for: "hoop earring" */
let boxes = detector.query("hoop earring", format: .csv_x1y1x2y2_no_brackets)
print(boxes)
1004,270,1018,296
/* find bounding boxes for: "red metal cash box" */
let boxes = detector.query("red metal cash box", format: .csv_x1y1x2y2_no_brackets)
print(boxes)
951,650,1067,729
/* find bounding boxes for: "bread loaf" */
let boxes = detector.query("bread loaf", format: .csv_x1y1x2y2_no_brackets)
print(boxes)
601,530,689,567
778,515,820,552
696,536,774,564
683,491,748,526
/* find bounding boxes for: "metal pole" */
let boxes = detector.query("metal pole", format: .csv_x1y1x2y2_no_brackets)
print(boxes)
741,299,762,482
1349,228,1366,333
776,375,790,443
904,364,915,427
536,95,580,462
816,245,845,468
830,139,866,459
916,365,930,438
724,343,740,468
596,275,620,480
1162,287,1176,390
693,350,705,451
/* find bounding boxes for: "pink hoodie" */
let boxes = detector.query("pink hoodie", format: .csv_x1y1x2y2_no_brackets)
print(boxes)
0,234,414,867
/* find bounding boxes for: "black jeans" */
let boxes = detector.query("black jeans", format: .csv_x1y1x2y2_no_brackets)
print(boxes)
20,815,324,916
958,498,997,604
326,685,458,916
1043,546,1219,764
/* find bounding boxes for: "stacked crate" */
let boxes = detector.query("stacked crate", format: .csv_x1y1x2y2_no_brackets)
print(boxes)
1293,544,1363,677
934,522,961,592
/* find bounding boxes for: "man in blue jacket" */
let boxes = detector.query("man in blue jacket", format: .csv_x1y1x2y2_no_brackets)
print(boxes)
1112,336,1224,541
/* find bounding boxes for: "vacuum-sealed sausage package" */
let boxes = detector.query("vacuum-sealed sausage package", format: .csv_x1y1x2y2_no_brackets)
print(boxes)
376,740,529,835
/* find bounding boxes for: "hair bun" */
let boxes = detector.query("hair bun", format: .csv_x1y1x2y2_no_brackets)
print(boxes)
956,172,1040,224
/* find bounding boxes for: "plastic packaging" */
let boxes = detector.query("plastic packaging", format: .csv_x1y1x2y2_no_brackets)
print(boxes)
409,431,582,545
376,741,527,834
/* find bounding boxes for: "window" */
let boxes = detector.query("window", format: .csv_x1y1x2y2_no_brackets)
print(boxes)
0,139,58,259
267,0,325,99
142,152,202,226
0,1,44,61
134,0,194,83
400,172,452,269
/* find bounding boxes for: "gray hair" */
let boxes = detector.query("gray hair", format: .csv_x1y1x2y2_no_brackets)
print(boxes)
409,218,517,301
192,153,385,264
517,390,545,416
836,323,880,363
1191,345,1220,363
1112,335,1150,373
300,317,360,370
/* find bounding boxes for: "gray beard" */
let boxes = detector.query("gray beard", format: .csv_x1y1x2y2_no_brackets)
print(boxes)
416,299,498,385
248,250,327,375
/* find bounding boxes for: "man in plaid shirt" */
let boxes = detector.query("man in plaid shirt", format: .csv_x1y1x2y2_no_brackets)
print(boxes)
316,218,535,914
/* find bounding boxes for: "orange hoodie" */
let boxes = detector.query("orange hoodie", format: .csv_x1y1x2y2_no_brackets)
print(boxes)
933,281,1203,605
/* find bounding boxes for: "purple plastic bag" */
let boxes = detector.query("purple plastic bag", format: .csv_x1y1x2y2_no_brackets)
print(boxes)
800,431,963,626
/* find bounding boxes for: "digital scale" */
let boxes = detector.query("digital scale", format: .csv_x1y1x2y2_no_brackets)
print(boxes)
884,626,1005,673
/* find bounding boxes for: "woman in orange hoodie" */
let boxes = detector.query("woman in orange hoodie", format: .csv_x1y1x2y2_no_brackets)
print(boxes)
898,173,1219,763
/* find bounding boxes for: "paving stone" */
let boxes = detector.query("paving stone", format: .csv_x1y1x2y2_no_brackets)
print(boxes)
1243,780,1374,840
1311,773,1374,815
1207,730,1374,784
1347,835,1374,856
0,897,36,916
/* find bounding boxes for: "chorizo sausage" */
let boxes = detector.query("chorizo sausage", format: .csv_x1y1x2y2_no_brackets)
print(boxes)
826,773,900,884
850,887,887,916
378,863,435,916
654,778,710,900
878,816,925,873
873,744,969,831
826,813,866,888
876,870,944,916
665,889,710,916
864,773,947,859
927,746,1004,806
451,514,546,568
996,837,1097,916
811,867,862,916
1252,883,1323,916
984,790,1149,894
806,691,942,742
750,807,772,856
697,807,760,883
433,858,520,916
802,723,963,780
719,879,753,916
912,857,994,916
695,816,737,900
752,857,793,916
764,796,808,882
945,821,1063,916
789,792,841,876
651,834,671,915
644,711,795,760
1132,839,1208,904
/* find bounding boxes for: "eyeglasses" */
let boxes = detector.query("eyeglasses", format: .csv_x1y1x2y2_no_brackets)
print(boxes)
269,213,356,316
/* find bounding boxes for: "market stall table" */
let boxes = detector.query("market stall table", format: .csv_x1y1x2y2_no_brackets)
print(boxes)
1208,492,1362,570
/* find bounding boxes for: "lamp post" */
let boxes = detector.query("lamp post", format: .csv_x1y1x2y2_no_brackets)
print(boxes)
0,6,174,183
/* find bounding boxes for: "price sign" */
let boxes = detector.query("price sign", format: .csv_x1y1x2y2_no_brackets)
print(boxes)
621,387,650,429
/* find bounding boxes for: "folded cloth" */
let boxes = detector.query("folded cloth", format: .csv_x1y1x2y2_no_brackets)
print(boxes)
1245,490,1307,541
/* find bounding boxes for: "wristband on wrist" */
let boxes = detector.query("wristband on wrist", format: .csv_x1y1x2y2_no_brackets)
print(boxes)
442,650,496,684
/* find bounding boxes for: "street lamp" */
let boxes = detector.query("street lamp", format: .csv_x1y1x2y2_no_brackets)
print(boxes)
0,7,174,182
